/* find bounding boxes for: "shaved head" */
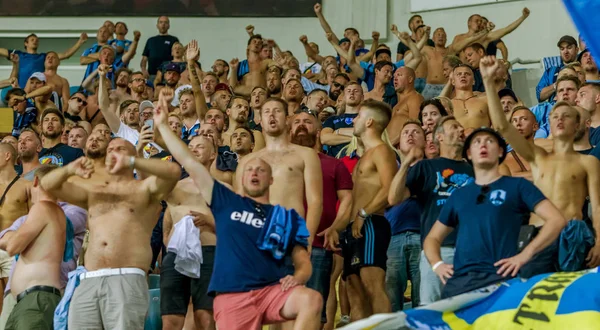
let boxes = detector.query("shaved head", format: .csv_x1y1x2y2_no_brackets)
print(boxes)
0,142,17,162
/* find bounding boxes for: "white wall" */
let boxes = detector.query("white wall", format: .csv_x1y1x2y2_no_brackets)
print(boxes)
0,0,578,104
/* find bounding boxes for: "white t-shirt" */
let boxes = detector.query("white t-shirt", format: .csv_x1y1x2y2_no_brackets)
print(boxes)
115,122,163,158
300,62,322,74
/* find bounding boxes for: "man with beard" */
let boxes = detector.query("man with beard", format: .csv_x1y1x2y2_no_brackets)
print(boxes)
161,135,218,330
364,61,396,107
64,92,88,123
304,89,331,123
38,109,84,167
499,107,538,181
68,126,88,150
321,82,364,157
328,73,350,104
91,123,112,141
154,63,182,99
42,51,70,110
290,110,353,326
266,67,283,98
114,67,132,95
249,86,268,130
236,98,323,246
221,97,265,150
212,59,229,84
17,129,42,181
128,71,148,102
537,35,579,102
389,67,424,146
153,42,185,88
283,79,305,115
211,84,233,113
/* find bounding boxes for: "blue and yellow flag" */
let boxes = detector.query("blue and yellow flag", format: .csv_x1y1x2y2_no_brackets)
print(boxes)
342,268,600,330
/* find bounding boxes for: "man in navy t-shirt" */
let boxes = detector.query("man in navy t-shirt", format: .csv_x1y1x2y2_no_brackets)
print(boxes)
155,98,323,330
38,109,84,167
423,127,566,298
320,82,364,157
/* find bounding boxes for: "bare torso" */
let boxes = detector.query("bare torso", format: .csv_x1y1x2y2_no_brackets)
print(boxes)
389,91,424,144
11,202,65,296
45,71,68,102
166,178,216,246
503,151,532,181
238,145,309,217
364,89,384,102
424,46,448,84
530,152,591,226
81,176,160,271
0,178,30,231
351,145,393,216
451,93,490,133
247,53,267,89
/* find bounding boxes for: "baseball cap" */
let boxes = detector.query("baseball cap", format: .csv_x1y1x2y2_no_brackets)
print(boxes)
577,48,590,62
338,38,350,45
165,63,181,74
29,72,46,82
557,35,577,48
172,84,192,107
462,127,508,164
214,83,231,94
498,88,518,103
139,100,154,112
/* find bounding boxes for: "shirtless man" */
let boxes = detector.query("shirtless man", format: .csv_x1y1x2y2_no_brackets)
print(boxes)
236,98,323,244
342,99,398,316
451,8,530,62
448,65,490,133
0,143,31,309
221,97,265,150
232,34,276,96
0,165,65,329
498,106,538,181
157,136,217,330
43,51,70,110
41,138,181,329
482,55,600,272
389,67,424,146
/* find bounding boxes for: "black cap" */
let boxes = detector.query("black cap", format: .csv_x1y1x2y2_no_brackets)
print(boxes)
165,63,181,73
577,48,590,62
557,35,577,48
498,88,518,103
462,127,508,164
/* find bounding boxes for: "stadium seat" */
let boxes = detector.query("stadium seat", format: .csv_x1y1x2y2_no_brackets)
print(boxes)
144,288,162,330
148,274,160,289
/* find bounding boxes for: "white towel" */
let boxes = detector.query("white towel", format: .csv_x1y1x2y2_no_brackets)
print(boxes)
167,215,202,278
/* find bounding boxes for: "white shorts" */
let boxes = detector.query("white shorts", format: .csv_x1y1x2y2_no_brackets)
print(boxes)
0,249,14,278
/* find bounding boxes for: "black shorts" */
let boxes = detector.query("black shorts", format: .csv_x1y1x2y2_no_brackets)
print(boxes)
340,215,391,279
160,246,215,315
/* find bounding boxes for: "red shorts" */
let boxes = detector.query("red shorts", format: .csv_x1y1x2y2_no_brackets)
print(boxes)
213,284,297,330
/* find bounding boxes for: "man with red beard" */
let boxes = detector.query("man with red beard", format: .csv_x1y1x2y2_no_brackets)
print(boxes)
290,110,353,327
38,109,84,167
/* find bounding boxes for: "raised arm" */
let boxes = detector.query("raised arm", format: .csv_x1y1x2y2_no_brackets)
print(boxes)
388,147,419,205
80,49,100,65
40,158,93,209
186,40,208,121
245,25,255,37
486,8,530,42
481,56,537,162
496,40,509,59
154,93,215,204
313,3,340,45
397,31,423,70
299,35,325,64
121,31,141,65
97,64,122,133
345,39,366,80
448,29,489,55
81,68,99,91
58,33,88,60
357,31,380,63
9,53,19,82
228,58,240,88
303,149,324,245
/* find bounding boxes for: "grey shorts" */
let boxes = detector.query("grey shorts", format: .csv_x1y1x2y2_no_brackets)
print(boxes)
68,268,149,330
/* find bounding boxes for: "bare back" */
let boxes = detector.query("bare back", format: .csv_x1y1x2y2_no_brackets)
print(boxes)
11,202,65,296
0,178,30,231
529,151,591,226
166,178,216,246
351,144,396,216
82,177,161,271
451,95,490,132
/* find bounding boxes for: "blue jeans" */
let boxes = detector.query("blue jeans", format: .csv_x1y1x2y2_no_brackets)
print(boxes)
419,247,454,305
415,78,426,94
386,232,421,311
306,247,333,323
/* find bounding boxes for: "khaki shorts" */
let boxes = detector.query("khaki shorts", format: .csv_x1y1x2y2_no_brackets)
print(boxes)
0,250,13,278
68,269,149,330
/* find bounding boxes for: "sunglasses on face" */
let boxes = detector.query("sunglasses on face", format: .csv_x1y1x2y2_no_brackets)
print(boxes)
476,185,491,204
294,107,318,118
71,96,88,106
332,82,345,88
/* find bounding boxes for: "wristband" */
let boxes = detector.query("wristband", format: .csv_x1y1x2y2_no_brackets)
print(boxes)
432,261,444,271
129,156,135,169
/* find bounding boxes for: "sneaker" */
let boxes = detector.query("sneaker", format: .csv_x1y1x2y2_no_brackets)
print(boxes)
336,315,350,328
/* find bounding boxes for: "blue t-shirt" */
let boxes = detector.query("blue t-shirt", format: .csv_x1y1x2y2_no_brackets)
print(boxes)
208,181,307,294
236,59,250,81
81,44,124,85
406,158,474,246
9,50,46,88
590,127,600,146
322,113,358,157
439,176,545,276
39,143,84,167
108,38,132,63
385,197,421,235
357,59,405,91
